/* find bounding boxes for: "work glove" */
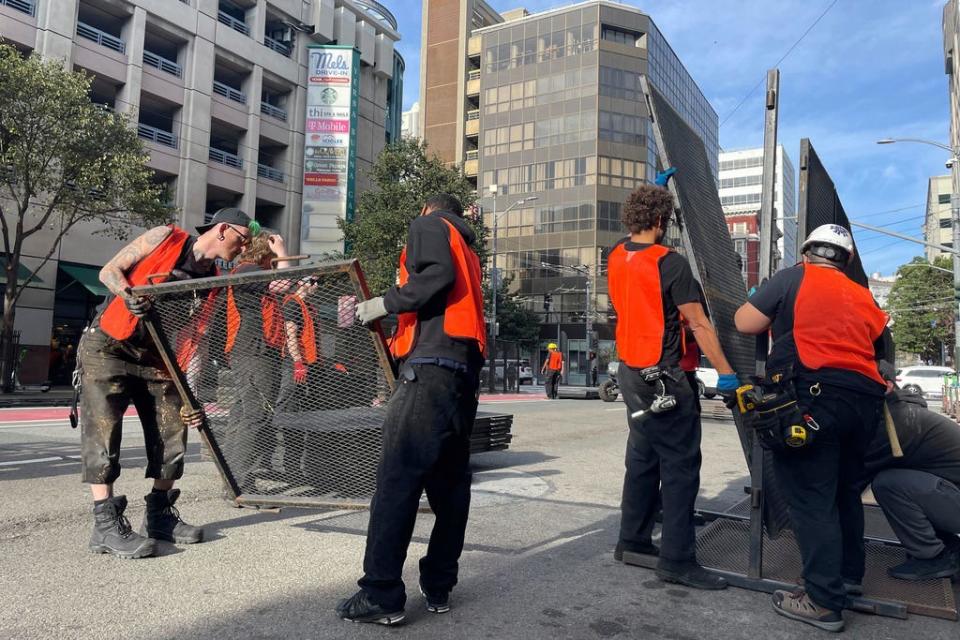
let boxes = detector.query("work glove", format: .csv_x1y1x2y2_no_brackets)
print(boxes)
655,167,677,187
179,406,205,429
124,294,152,318
293,361,308,385
356,296,388,325
717,373,740,409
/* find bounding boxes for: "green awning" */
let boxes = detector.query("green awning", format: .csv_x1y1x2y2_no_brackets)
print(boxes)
0,256,42,285
59,263,108,297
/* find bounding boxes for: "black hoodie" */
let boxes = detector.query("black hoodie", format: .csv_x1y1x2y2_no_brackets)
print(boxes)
383,210,484,369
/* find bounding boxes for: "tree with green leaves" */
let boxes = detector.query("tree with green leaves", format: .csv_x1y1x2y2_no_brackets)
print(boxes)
0,45,169,391
340,138,485,295
887,255,954,365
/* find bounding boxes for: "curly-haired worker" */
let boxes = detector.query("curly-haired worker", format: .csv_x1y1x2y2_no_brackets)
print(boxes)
607,183,740,589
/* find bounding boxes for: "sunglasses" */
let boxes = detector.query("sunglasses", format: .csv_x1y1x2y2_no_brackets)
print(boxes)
225,225,251,246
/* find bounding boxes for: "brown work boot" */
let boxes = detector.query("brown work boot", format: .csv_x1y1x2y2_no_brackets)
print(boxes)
772,589,844,632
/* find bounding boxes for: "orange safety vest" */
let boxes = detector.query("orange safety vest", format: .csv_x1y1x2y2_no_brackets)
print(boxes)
547,351,563,370
282,295,318,364
607,243,672,368
793,263,887,385
390,217,487,359
99,226,190,340
224,269,285,354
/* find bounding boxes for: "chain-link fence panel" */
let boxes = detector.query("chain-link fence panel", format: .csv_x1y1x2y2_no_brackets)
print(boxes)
133,260,396,508
797,139,869,287
641,77,792,537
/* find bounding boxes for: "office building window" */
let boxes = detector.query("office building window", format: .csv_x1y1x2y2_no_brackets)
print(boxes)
941,218,953,228
939,193,952,204
601,25,641,47
719,157,764,171
599,111,645,146
719,174,763,189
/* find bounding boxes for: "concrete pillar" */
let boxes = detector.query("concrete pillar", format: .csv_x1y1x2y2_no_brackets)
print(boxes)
115,6,146,120
34,0,78,62
240,65,263,214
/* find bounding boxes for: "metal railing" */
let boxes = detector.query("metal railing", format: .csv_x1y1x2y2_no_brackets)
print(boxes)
143,50,182,78
217,10,249,35
213,80,246,104
209,147,243,169
137,123,177,148
468,69,481,81
260,101,287,121
257,164,284,182
263,35,291,57
466,109,480,121
76,21,126,54
465,149,479,161
0,0,35,17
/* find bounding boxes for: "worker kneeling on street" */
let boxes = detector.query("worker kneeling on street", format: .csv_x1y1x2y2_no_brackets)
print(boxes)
735,224,889,633
608,183,739,590
337,194,486,626
859,366,960,582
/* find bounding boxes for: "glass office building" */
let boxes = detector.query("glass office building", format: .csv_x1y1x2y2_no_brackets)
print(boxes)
473,1,717,380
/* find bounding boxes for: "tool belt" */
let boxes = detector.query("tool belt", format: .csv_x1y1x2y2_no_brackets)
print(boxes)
735,370,820,452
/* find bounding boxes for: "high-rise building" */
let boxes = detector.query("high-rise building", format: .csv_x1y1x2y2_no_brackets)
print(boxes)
402,101,421,138
0,0,402,383
925,174,953,260
422,1,718,382
718,146,797,286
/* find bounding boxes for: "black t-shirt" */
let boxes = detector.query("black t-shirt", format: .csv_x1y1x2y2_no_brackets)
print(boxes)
749,264,885,395
230,263,270,349
612,240,702,367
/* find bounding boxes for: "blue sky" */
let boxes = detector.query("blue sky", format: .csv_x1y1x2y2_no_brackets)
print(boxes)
392,0,951,276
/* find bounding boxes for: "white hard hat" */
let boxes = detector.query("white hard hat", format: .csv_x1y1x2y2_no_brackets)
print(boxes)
801,224,855,262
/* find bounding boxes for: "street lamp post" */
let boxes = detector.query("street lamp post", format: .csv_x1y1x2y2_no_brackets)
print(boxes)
487,189,537,393
877,137,960,368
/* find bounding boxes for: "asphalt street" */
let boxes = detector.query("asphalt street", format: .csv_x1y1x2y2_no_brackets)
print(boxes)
0,396,957,639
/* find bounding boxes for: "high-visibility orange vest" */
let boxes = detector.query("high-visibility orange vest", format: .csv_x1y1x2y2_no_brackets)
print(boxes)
224,268,284,354
282,295,318,364
794,263,887,385
390,217,487,359
99,226,190,340
547,351,563,370
608,243,671,368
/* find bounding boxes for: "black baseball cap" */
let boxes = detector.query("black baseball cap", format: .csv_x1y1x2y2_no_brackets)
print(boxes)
197,207,253,233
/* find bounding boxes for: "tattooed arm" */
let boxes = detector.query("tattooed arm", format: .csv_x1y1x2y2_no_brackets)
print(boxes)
99,226,172,299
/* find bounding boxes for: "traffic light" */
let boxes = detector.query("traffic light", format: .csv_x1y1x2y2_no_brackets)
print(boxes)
543,293,552,312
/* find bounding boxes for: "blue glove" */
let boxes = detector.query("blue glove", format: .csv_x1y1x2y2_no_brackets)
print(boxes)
717,373,739,393
747,285,758,298
655,167,677,187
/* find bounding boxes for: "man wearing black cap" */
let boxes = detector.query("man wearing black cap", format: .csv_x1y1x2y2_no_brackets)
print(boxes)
79,208,254,559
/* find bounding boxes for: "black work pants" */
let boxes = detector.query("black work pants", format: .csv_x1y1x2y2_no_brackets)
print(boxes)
872,469,960,559
227,349,282,487
358,363,479,610
618,364,702,566
772,380,882,612
545,370,561,399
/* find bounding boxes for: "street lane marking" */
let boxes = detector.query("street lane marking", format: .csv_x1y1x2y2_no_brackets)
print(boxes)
0,456,62,466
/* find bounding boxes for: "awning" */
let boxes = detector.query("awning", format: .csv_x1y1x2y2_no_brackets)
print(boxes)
59,263,108,297
0,256,42,285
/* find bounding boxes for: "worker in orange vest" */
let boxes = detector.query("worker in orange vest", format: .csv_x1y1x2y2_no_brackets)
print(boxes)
338,194,485,626
79,207,253,559
607,184,738,590
735,224,888,632
541,343,564,399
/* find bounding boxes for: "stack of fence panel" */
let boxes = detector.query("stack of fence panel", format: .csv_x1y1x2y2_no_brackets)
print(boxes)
471,412,513,454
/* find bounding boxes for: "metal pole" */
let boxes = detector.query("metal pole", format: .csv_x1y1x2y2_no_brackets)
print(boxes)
758,69,780,284
952,189,960,369
849,221,960,255
489,192,498,394
584,266,591,384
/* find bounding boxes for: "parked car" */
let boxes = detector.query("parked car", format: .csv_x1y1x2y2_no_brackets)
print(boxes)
480,359,534,387
695,356,718,399
896,365,954,399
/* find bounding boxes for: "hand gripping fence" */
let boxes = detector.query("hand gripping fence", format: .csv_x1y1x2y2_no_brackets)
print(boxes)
134,260,396,509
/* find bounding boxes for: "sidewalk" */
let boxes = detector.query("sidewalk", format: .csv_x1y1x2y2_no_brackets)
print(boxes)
0,386,73,408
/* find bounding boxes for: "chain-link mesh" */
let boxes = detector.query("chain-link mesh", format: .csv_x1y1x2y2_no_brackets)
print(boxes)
642,77,792,537
797,139,869,287
134,261,395,507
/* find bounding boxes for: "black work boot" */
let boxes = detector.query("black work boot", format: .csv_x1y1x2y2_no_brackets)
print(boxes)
89,496,156,559
141,489,204,544
614,541,660,562
655,561,728,590
336,590,405,625
888,547,959,581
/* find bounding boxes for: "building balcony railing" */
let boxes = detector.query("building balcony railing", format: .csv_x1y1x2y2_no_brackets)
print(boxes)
209,147,243,169
213,80,247,104
1,0,36,17
263,35,292,58
217,10,249,36
257,164,284,182
137,123,178,148
260,101,287,121
465,149,479,161
468,69,481,81
76,21,126,54
466,109,480,121
143,50,182,78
